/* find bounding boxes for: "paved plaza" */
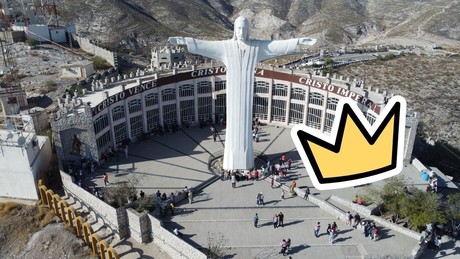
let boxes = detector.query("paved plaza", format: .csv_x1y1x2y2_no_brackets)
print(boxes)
86,124,458,259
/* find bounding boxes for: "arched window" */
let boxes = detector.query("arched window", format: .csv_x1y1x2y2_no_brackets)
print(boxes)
94,114,109,135
309,92,324,106
291,87,306,100
254,81,269,94
272,83,288,96
128,99,142,114
162,88,176,102
197,81,212,94
179,84,195,97
327,97,339,111
145,92,158,107
112,105,125,121
215,81,226,91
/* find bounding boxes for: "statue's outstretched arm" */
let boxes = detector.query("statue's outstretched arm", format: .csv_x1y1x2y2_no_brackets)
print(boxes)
168,37,187,46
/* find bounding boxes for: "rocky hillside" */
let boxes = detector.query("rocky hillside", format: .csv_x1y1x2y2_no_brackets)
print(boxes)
57,0,460,52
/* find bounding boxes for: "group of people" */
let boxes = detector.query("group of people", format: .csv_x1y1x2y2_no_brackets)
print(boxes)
273,212,285,228
256,192,265,206
363,221,380,241
346,211,362,229
279,238,291,256
326,222,339,244
227,168,265,188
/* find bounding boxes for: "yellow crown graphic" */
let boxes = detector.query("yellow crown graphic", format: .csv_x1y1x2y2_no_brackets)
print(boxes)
291,96,407,190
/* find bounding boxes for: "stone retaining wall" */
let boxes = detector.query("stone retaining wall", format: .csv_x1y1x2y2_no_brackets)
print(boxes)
147,214,207,259
60,171,121,236
73,34,117,67
60,170,206,258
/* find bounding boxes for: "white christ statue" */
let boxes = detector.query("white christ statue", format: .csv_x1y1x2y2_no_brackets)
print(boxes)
169,16,316,170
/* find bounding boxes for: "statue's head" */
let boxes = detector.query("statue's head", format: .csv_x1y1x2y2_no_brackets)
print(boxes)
233,16,249,41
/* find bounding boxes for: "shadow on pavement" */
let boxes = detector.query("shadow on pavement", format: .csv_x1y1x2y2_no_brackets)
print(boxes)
237,183,254,188
334,236,352,243
284,220,304,227
378,228,395,240
288,244,309,254
114,239,155,259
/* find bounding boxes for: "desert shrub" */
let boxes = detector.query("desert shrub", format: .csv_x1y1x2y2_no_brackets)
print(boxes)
135,196,155,213
104,181,137,207
0,202,23,217
25,39,39,46
206,232,229,259
91,56,111,70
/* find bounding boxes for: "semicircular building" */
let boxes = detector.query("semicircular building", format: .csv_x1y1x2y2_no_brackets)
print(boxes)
50,64,417,168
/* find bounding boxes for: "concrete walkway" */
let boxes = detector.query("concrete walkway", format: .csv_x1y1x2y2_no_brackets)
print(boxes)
91,124,458,259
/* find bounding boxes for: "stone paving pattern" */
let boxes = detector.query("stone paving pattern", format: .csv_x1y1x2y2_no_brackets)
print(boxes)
86,125,459,259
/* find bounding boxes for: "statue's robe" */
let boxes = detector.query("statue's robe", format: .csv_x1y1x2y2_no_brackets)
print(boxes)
185,38,299,169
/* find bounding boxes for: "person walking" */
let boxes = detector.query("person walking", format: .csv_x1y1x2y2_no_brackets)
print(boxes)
279,239,288,255
303,186,310,199
273,214,279,228
346,211,352,226
287,158,292,170
329,228,335,245
271,177,274,188
314,222,321,237
103,173,109,186
124,145,129,159
286,238,291,253
253,213,259,228
290,180,297,193
231,174,236,188
326,223,332,236
352,213,361,229
188,190,193,204
280,155,286,165
259,192,265,206
278,212,284,227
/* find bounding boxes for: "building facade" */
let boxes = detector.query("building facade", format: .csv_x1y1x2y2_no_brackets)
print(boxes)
51,65,416,166
150,47,186,70
0,114,51,200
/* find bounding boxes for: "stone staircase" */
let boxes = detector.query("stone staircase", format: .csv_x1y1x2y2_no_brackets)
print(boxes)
60,193,141,258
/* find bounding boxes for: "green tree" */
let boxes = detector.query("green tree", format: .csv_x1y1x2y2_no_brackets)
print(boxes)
66,84,83,97
444,192,460,222
325,58,334,66
400,190,445,231
91,56,111,70
380,176,407,221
